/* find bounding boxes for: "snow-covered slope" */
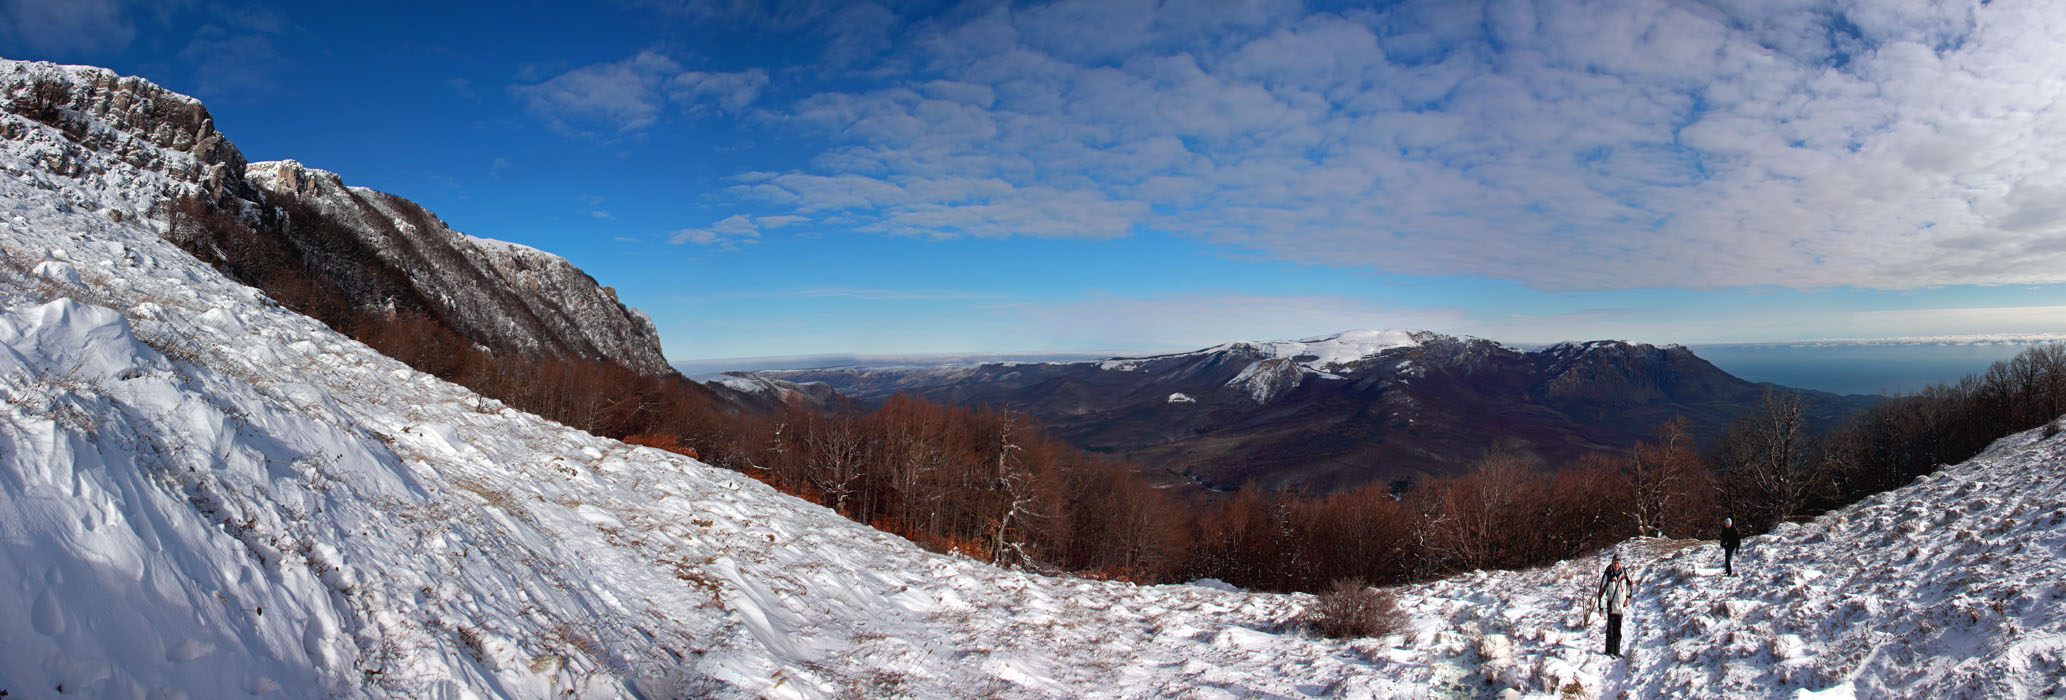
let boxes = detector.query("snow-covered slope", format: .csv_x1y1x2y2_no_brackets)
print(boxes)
0,292,1374,698
2,58,670,377
701,371,844,413
1100,330,1433,374
1100,329,1437,402
1376,423,2066,699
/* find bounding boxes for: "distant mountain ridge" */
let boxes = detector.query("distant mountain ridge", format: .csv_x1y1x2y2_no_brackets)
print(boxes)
699,371,851,414
1,58,671,376
766,330,1879,492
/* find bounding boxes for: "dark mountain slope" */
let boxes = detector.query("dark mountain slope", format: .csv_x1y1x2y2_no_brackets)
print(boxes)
769,332,1878,492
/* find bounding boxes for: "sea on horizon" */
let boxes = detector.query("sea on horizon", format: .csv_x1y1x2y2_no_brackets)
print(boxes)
1692,340,2057,397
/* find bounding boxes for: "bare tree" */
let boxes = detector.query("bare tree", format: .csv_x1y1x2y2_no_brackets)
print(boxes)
984,409,1048,566
1718,388,1821,524
803,413,869,515
1621,418,1711,538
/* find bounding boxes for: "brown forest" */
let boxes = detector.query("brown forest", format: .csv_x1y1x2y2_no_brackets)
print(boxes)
170,196,2066,594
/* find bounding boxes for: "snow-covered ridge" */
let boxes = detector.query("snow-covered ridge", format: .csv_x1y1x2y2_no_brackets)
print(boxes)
1094,329,1434,403
466,233,554,259
4,58,670,378
243,158,671,375
1,58,244,191
1098,329,1433,374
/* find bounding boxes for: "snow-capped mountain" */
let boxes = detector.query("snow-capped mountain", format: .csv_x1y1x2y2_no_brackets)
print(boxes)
768,332,1877,492
701,371,848,413
1,59,670,377
4,58,2060,700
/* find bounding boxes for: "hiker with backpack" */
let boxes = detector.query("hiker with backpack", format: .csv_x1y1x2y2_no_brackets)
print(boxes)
1720,517,1742,576
1596,554,1635,658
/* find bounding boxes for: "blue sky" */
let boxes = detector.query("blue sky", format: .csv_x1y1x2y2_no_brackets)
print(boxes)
6,0,2066,361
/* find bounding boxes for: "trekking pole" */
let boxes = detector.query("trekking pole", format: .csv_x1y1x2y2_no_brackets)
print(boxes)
1583,581,1597,628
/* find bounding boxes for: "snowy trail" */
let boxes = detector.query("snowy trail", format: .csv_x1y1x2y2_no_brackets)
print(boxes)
1377,428,2066,700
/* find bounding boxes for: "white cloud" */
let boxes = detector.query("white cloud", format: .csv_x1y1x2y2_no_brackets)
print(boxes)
0,0,136,56
667,213,810,248
1,1,293,97
176,23,289,98
669,213,760,247
670,68,770,113
1002,293,1468,351
1447,293,2066,346
700,0,2066,291
514,51,769,134
513,51,681,133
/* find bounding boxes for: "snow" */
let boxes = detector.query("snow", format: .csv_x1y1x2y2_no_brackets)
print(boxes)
1278,329,1427,370
1099,329,1426,374
710,373,772,395
1166,392,1196,403
6,57,2066,699
32,260,81,286
1360,424,2066,698
1222,357,1327,403
1100,329,1423,403
241,157,673,376
464,233,558,261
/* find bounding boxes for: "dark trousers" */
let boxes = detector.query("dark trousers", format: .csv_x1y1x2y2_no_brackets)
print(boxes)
1723,545,1737,575
1605,613,1624,656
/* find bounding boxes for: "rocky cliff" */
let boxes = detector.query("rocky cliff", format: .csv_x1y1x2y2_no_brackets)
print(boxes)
1,59,671,376
245,160,669,375
1,59,244,195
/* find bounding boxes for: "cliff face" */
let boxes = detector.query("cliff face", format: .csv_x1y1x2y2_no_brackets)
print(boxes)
1,60,247,198
245,160,670,375
1,59,672,376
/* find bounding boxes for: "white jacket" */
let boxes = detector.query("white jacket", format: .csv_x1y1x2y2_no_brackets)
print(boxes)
1599,569,1633,614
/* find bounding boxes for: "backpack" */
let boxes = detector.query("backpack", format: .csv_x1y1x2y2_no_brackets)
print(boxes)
1599,569,1633,614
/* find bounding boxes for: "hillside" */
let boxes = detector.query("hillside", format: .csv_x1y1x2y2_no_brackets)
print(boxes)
768,333,1878,492
1376,421,2066,698
1,58,671,377
2,280,2060,697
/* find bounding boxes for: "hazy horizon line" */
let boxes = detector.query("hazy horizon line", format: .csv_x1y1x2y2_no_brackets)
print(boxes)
671,333,2066,377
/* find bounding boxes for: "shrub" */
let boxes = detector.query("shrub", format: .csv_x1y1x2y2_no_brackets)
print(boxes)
1302,579,1408,639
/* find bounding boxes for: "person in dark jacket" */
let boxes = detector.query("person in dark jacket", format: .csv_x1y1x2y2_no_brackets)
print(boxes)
1596,554,1635,658
1720,517,1742,576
